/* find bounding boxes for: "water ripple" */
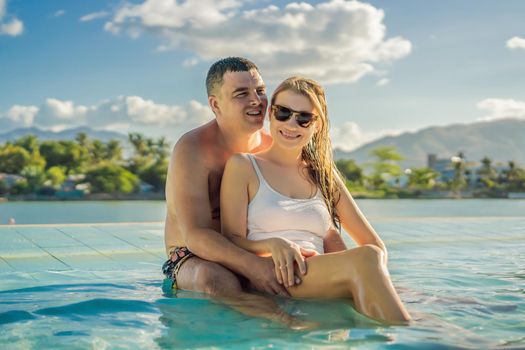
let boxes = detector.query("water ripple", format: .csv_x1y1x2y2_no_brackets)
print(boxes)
34,298,158,318
0,310,36,325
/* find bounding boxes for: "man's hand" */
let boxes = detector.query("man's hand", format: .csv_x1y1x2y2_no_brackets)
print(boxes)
245,256,290,297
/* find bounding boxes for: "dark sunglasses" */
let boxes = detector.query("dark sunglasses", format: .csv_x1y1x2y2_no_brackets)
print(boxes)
271,105,317,128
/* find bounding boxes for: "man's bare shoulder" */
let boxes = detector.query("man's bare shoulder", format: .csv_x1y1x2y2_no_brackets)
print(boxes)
172,121,219,165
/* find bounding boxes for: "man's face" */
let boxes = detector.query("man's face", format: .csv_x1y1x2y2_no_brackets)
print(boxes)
214,69,268,133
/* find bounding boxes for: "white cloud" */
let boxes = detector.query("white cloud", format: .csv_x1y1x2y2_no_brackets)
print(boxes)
186,100,215,125
0,96,213,133
0,18,22,35
125,96,187,125
477,98,525,121
7,105,38,126
183,58,199,67
37,98,89,127
80,11,109,22
377,78,389,87
506,36,525,50
104,0,411,84
331,122,365,151
54,9,66,17
331,121,404,151
0,0,23,36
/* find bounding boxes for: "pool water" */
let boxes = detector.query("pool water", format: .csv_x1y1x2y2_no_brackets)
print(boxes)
0,217,524,349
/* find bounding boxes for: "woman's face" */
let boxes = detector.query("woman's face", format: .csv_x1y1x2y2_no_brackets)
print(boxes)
270,90,319,151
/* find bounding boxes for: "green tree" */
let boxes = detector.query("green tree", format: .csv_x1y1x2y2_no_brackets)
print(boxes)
127,133,170,191
46,166,66,187
129,133,148,157
75,132,91,167
20,165,47,191
477,156,497,188
504,161,525,191
90,140,106,164
0,179,7,195
14,135,47,169
40,140,83,173
85,163,139,194
10,178,30,195
75,132,90,148
335,159,363,185
368,146,403,189
407,167,440,190
105,139,123,162
449,155,467,193
153,136,170,161
15,134,39,153
140,159,169,192
0,145,31,174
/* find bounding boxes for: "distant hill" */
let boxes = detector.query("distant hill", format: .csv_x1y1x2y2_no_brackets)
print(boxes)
335,118,525,168
0,126,128,144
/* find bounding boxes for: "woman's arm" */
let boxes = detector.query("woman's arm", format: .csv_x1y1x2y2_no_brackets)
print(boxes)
335,172,388,262
220,154,255,246
220,154,310,287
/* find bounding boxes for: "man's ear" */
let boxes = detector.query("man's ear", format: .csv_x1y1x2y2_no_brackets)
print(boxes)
208,95,220,116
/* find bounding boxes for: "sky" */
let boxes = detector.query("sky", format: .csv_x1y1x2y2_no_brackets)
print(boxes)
1,0,524,151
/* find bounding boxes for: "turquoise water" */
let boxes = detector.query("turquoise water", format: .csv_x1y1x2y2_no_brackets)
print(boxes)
1,199,525,224
0,203,524,349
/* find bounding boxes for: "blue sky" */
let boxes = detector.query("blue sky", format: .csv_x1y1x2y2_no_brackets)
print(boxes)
1,0,524,150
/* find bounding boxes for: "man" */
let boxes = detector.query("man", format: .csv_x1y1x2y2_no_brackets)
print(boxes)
163,57,346,299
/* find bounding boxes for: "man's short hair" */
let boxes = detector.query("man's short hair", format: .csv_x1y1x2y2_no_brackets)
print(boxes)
206,57,259,97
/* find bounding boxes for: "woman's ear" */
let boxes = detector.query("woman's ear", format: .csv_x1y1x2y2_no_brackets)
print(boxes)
314,119,321,133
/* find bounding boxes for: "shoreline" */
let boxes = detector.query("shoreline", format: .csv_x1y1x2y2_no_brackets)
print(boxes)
0,193,165,202
2,194,525,202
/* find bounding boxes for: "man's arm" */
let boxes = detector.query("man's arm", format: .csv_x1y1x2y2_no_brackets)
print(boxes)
165,136,287,295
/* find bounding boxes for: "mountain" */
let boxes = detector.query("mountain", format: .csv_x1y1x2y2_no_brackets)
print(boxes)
335,118,525,168
0,126,128,144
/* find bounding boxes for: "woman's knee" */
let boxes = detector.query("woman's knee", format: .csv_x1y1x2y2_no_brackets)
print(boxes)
352,245,384,269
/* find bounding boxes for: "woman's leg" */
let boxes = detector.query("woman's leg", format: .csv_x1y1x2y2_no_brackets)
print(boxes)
287,245,411,324
323,228,347,253
177,257,313,329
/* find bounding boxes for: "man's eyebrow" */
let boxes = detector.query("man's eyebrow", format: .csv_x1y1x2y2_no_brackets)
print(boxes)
232,87,248,94
231,85,266,95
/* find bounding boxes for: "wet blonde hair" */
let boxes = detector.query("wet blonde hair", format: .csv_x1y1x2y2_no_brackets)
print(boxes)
271,76,341,228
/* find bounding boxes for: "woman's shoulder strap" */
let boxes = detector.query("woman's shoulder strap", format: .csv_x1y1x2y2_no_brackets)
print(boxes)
246,154,264,182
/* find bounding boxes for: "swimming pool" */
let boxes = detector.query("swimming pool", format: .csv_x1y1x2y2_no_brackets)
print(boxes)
0,217,523,349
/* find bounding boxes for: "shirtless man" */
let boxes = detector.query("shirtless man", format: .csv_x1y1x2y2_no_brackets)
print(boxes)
163,57,346,299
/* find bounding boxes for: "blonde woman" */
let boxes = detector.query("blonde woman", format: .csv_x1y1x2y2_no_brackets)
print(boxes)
220,76,411,324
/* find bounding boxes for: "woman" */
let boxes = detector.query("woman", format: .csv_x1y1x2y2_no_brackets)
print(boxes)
220,76,411,324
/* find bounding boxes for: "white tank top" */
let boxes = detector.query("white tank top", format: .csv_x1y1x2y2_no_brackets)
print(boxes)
246,154,332,254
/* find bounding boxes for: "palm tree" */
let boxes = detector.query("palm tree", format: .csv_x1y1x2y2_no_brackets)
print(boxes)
155,137,170,161
91,140,106,164
129,133,148,157
368,146,403,189
450,156,467,194
477,156,497,188
407,167,439,190
105,140,123,162
75,132,89,148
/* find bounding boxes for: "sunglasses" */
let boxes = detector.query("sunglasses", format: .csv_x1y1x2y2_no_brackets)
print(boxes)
271,105,317,128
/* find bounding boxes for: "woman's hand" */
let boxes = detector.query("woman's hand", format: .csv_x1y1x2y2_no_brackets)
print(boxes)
265,237,318,288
